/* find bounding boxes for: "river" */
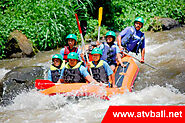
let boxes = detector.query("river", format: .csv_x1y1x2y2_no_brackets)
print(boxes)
0,27,185,123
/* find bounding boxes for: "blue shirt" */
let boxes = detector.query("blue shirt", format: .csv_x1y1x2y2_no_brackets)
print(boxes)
60,47,83,61
60,64,89,79
92,60,113,76
119,26,145,52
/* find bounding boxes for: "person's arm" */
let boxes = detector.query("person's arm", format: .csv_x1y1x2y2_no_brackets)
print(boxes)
80,65,99,84
85,75,99,84
117,27,133,51
140,36,145,63
103,61,116,87
117,53,126,67
140,48,145,63
117,35,123,51
58,67,65,83
115,45,125,67
110,73,117,88
47,70,52,81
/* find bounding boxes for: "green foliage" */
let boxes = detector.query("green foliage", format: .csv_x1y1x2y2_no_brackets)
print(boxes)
0,0,92,59
85,19,107,41
0,0,184,59
108,0,184,31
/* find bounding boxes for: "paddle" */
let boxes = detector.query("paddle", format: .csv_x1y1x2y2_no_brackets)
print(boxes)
35,79,60,89
75,13,92,75
97,7,103,44
122,51,157,69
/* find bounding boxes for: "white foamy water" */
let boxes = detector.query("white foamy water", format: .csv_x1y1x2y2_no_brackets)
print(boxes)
0,85,184,123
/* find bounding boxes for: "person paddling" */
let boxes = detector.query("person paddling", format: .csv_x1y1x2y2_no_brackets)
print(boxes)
87,48,117,88
48,54,65,83
99,31,125,68
58,52,98,84
117,17,145,63
60,34,84,62
97,31,125,87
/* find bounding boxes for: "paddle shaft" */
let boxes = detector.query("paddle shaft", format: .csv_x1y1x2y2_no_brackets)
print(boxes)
122,51,157,69
97,26,101,43
75,14,93,75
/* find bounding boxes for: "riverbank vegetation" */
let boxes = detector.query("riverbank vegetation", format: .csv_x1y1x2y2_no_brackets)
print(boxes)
0,0,184,59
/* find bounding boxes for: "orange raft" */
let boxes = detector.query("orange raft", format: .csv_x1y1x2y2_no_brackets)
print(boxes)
40,56,139,100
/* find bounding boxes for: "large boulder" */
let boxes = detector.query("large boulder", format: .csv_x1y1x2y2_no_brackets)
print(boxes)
159,18,180,30
0,66,45,106
6,30,37,58
148,17,180,32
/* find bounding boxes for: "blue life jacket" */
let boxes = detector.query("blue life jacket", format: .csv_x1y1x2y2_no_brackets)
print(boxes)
63,62,86,83
101,42,117,65
121,26,144,54
50,61,65,83
90,60,108,83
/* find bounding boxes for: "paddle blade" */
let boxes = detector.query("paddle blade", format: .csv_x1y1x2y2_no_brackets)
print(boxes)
75,13,82,34
35,79,55,89
98,7,103,26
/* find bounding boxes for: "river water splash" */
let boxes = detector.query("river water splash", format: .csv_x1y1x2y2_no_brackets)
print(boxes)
0,27,185,122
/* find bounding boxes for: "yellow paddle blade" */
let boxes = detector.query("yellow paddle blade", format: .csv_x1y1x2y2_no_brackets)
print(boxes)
98,7,103,26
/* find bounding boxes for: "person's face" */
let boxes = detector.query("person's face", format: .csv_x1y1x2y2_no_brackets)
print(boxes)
69,59,78,67
53,58,61,67
92,54,101,62
134,21,143,30
106,36,114,43
68,39,75,47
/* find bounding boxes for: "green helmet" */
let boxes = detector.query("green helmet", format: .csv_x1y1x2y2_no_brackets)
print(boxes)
106,31,116,38
91,48,102,55
52,54,63,61
66,34,77,42
105,31,116,41
134,17,144,26
67,52,79,60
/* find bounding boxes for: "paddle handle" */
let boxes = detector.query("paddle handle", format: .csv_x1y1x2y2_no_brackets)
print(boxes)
75,14,93,75
75,14,82,34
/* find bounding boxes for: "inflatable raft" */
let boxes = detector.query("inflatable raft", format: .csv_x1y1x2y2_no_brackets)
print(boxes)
37,56,139,100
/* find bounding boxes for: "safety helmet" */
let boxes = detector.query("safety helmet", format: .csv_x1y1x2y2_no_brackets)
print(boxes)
66,34,77,44
67,52,79,60
91,48,102,55
134,17,144,27
105,31,116,41
52,54,63,61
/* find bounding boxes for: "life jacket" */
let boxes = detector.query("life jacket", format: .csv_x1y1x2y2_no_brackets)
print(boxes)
122,26,144,54
50,60,65,83
90,60,108,83
101,42,117,65
63,46,78,61
63,62,86,83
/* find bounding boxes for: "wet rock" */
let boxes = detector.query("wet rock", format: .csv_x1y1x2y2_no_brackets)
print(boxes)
0,66,45,106
6,30,36,58
159,18,180,30
148,17,180,32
